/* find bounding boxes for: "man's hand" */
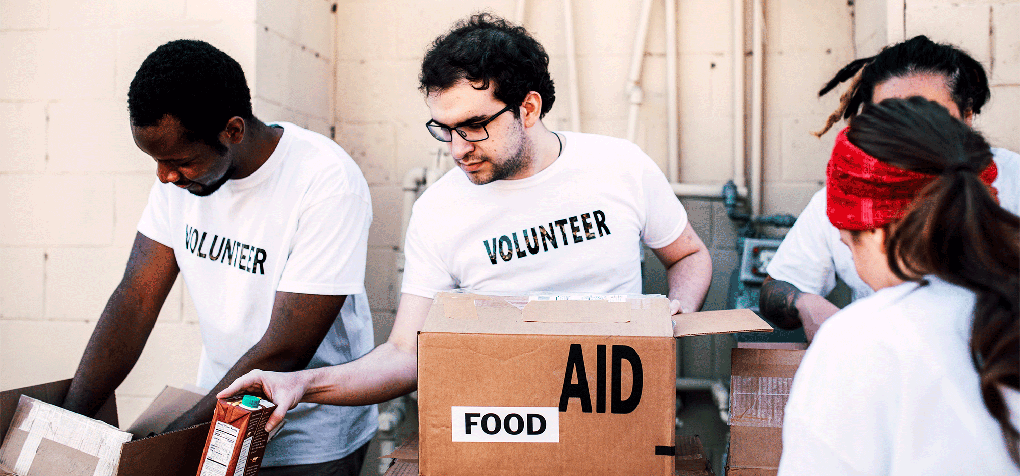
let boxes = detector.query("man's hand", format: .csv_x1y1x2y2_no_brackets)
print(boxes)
218,369,312,432
669,299,683,315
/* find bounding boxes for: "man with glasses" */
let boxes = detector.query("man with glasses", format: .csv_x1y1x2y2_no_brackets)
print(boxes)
219,13,712,430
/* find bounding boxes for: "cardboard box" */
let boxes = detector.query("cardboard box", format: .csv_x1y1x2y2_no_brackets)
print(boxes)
382,433,716,476
417,293,771,475
726,348,805,476
0,379,210,476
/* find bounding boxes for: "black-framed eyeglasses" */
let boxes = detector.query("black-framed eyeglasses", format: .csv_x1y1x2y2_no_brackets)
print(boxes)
425,104,515,142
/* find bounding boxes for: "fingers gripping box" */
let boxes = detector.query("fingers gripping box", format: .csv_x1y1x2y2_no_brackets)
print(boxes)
196,396,275,476
417,293,771,475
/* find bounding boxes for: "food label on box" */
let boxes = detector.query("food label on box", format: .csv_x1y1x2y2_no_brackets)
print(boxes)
450,407,559,443
200,421,240,476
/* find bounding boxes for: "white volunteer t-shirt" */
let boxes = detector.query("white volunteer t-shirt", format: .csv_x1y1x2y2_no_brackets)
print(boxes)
767,148,1020,300
402,131,688,297
779,277,1019,475
137,122,376,466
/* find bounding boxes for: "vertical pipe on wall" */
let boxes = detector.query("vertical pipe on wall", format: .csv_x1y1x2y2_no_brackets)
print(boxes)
750,0,764,215
732,0,746,190
563,0,582,131
626,0,655,143
515,0,527,25
665,0,679,182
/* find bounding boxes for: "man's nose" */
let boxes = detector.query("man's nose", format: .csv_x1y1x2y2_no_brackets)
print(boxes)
157,163,180,184
450,133,475,160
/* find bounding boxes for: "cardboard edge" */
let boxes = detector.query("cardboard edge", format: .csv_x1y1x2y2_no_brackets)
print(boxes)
673,309,773,338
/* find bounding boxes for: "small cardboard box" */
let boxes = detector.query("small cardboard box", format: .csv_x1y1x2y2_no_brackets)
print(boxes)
417,293,771,475
726,348,805,476
0,379,210,476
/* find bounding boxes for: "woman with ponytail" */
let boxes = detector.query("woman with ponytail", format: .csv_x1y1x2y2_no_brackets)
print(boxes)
778,97,1019,475
761,36,1020,340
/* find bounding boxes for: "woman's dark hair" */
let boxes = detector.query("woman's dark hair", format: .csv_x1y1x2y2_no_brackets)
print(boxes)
128,39,254,153
419,13,555,118
848,97,1019,464
814,35,990,136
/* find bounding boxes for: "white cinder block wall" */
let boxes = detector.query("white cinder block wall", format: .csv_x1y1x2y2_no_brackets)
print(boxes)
1,0,1017,430
0,0,336,427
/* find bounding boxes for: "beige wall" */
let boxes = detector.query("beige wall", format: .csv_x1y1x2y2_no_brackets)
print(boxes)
1,0,1017,430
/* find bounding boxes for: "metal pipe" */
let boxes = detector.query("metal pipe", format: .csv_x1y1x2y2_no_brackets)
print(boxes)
626,0,655,143
515,0,527,24
665,0,679,182
750,0,763,215
672,182,748,199
676,377,730,423
563,0,581,131
732,0,746,190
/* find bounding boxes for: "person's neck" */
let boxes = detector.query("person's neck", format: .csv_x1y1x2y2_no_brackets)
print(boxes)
231,119,284,180
522,122,562,178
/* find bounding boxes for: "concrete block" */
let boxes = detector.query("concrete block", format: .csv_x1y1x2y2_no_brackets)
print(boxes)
0,175,115,246
305,116,331,138
678,117,735,184
572,1,644,58
710,202,741,254
336,121,396,185
0,31,44,100
116,24,257,97
335,1,395,61
575,55,631,121
762,182,821,216
905,1,991,67
258,0,334,57
0,0,48,30
114,0,186,25
114,174,158,247
774,0,852,54
0,320,94,390
780,115,834,183
992,3,1020,86
703,248,740,314
335,59,422,123
185,0,255,23
40,30,117,99
678,53,734,119
368,183,403,250
386,1,514,61
0,102,47,172
117,322,202,396
767,49,854,118
371,310,396,347
678,198,713,249
255,98,298,125
45,246,129,320
678,0,734,54
976,85,1020,153
114,395,155,431
366,246,397,313
854,0,888,57
0,248,45,319
48,0,115,29
48,100,149,173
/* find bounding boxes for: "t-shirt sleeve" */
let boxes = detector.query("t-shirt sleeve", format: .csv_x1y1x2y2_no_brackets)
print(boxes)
136,180,173,248
400,206,457,298
277,192,372,295
639,152,688,249
766,189,837,296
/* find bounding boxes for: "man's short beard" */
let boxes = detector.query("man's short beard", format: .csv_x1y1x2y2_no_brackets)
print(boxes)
471,123,533,185
187,165,235,196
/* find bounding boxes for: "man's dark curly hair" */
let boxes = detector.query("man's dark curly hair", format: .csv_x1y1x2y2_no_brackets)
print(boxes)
128,39,253,152
419,13,555,118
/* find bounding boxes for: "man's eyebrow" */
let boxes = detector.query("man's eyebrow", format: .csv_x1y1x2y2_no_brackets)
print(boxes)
433,114,490,129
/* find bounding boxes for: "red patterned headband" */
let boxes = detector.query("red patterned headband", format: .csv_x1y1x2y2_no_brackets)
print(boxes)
826,127,998,231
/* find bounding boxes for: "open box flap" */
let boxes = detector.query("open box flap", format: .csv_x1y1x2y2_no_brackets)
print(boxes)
672,309,773,338
125,386,204,438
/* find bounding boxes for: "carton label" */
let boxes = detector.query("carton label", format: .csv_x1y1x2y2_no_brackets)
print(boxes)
200,421,240,476
450,407,559,443
559,344,643,414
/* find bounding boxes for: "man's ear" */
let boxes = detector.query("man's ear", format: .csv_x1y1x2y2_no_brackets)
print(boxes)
962,108,974,126
221,116,246,145
520,91,543,128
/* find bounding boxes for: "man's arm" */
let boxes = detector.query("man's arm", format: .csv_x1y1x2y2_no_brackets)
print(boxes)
217,293,432,432
759,276,839,341
651,223,712,315
63,233,179,417
164,291,348,431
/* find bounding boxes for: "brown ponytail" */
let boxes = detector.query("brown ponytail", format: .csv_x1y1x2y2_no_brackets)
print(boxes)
848,97,1020,463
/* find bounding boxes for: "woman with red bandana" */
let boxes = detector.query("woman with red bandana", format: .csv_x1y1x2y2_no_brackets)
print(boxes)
778,97,1018,474
761,36,1020,341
